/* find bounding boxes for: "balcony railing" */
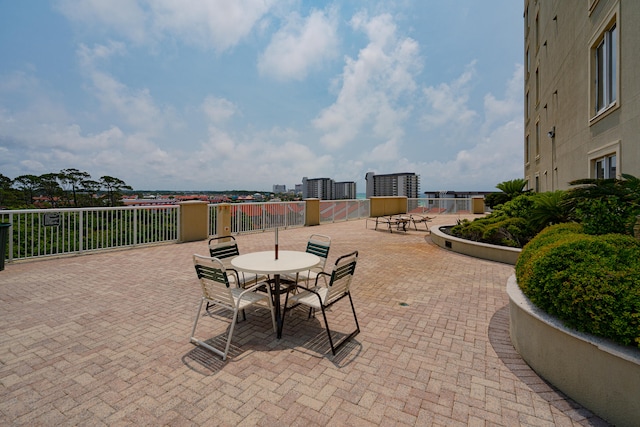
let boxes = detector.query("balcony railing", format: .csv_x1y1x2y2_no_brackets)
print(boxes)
319,200,370,223
408,197,477,215
2,198,481,262
1,205,179,262
208,201,307,236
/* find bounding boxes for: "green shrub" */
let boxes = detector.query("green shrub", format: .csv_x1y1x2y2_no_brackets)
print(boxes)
451,194,537,247
516,225,640,347
482,217,530,247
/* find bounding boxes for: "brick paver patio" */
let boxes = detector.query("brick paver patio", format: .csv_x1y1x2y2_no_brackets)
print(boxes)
0,217,608,426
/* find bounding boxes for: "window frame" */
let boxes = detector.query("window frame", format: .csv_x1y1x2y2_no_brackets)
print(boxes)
587,141,620,180
589,7,619,123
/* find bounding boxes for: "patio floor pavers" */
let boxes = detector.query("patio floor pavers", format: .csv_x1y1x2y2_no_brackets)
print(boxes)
0,217,609,426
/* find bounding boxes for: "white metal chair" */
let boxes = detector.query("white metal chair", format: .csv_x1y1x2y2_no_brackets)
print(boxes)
284,234,332,288
283,251,360,355
208,236,266,288
191,254,276,361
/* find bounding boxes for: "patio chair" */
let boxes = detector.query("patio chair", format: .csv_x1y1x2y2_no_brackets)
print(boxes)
191,254,276,361
208,235,265,288
283,251,360,355
409,213,433,231
284,234,332,287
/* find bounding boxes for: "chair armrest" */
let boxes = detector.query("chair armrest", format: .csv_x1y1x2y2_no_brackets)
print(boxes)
314,271,331,287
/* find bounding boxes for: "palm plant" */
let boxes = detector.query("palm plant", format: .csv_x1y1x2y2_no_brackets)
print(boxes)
564,174,640,235
528,190,571,231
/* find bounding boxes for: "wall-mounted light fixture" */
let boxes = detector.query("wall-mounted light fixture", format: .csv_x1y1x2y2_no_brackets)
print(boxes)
547,126,556,138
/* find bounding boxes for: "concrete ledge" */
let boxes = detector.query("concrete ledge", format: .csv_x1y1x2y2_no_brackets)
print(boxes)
507,275,640,427
430,225,520,265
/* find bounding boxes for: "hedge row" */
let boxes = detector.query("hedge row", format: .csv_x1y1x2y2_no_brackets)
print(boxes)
515,224,640,348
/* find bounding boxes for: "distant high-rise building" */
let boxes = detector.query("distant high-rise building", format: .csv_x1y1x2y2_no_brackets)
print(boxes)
365,172,420,199
272,184,286,193
294,184,303,194
302,177,334,200
333,181,356,199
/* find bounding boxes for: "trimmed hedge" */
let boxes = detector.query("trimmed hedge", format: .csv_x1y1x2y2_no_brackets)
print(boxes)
515,224,640,347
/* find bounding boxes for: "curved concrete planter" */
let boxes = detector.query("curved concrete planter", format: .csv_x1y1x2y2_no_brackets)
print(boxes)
507,275,640,427
430,225,521,265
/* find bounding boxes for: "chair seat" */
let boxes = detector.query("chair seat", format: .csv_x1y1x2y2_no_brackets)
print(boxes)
230,286,270,309
233,272,267,287
288,287,328,310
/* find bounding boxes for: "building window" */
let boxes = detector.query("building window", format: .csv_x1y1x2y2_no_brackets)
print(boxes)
525,134,530,163
535,68,539,105
535,121,540,157
535,13,539,51
525,91,530,119
593,23,617,115
593,154,616,179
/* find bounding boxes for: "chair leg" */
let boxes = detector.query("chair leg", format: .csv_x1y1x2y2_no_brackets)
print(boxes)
265,283,277,333
191,298,205,340
222,309,239,361
190,298,228,360
318,306,337,355
319,294,361,356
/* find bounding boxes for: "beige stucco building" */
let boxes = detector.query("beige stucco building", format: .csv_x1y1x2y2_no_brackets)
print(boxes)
524,0,640,191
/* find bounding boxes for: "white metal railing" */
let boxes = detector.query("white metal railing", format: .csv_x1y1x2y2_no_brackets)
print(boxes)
0,205,179,261
208,201,307,236
0,199,481,262
319,199,370,223
408,198,478,215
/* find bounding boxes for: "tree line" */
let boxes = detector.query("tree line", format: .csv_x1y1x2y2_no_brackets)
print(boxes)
0,169,133,209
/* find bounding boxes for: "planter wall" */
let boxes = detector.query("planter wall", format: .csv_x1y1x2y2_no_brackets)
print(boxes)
430,225,520,265
507,276,640,427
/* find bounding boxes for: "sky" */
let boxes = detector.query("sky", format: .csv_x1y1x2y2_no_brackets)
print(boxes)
0,1,524,193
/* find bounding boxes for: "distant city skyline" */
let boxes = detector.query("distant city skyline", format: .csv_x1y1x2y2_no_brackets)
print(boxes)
1,1,523,192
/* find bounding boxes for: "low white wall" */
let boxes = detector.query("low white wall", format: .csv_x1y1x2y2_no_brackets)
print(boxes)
430,226,520,265
507,276,640,427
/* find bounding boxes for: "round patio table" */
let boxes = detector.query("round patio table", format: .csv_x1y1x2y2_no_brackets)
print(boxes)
231,250,320,338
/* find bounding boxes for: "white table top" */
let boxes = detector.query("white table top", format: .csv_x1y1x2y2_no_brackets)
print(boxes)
231,250,320,275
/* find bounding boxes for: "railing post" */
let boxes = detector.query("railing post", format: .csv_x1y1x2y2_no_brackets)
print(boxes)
305,198,320,226
216,204,232,237
133,207,138,246
179,201,209,242
79,210,84,254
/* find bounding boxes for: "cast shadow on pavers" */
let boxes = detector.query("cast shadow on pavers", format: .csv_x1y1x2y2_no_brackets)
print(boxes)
279,305,362,367
488,305,610,426
181,305,270,374
181,304,362,372
182,338,238,375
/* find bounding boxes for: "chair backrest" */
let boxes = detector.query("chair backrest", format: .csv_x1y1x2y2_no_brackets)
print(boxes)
325,251,358,305
193,255,234,307
208,236,240,259
306,234,331,268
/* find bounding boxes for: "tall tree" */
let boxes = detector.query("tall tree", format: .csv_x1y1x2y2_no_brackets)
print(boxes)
38,173,63,207
59,168,91,207
13,174,41,206
100,176,132,207
0,174,18,207
80,179,101,207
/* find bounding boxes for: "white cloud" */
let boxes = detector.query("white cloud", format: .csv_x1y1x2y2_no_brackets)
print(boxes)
420,61,478,131
57,0,275,52
55,0,149,43
313,12,421,150
258,8,339,81
202,96,238,124
483,63,524,129
77,43,177,134
414,63,524,190
187,126,334,189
